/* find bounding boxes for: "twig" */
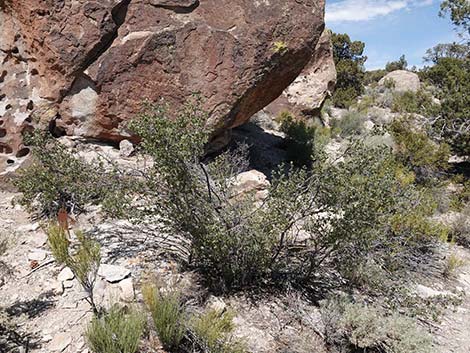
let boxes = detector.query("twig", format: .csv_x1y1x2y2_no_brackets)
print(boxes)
21,259,55,278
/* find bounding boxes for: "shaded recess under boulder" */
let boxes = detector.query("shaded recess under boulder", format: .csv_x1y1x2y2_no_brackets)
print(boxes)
0,0,328,176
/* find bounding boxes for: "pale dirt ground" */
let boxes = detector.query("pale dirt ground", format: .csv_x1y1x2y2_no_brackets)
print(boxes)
435,246,470,353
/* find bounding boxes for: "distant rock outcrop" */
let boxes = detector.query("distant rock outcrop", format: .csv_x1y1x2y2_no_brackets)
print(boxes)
379,70,421,93
0,0,328,176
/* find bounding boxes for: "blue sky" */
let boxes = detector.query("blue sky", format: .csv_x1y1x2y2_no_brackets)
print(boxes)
326,0,460,70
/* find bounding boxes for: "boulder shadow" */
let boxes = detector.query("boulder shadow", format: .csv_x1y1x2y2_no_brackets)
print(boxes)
232,121,287,179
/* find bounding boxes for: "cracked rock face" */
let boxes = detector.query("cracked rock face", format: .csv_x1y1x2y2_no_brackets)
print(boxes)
258,29,336,120
0,0,326,174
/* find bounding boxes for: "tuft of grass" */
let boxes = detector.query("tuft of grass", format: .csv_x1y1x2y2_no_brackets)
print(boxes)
47,224,70,264
86,305,146,353
47,224,101,313
330,110,366,138
190,308,246,353
142,284,185,351
443,252,466,278
451,204,470,247
321,296,432,353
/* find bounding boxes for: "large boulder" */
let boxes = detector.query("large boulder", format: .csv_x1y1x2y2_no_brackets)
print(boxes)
379,70,421,93
0,0,327,174
259,29,336,120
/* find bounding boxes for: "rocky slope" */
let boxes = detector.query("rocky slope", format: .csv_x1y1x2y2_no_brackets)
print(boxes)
0,0,329,176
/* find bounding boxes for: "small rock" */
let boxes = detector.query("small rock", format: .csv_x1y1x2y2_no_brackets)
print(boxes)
119,277,135,302
63,280,74,289
98,264,131,283
19,223,40,232
119,139,134,157
42,334,53,342
29,260,39,269
364,120,375,131
231,170,270,201
58,136,77,149
53,281,64,295
58,267,75,282
28,250,47,262
31,233,48,247
48,333,72,352
207,296,226,313
75,338,85,350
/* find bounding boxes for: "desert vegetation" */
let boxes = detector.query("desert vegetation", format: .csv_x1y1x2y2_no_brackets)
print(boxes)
1,1,469,353
12,91,466,351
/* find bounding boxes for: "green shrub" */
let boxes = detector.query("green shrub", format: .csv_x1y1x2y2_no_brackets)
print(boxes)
364,69,387,85
332,86,361,109
355,94,376,112
443,252,466,278
23,101,447,295
86,305,146,353
277,111,318,166
13,131,115,217
422,58,470,155
389,117,451,181
124,103,440,291
449,177,470,211
390,89,439,115
189,309,246,353
383,77,396,89
330,110,366,138
142,284,185,351
47,225,101,313
320,296,432,353
451,204,470,247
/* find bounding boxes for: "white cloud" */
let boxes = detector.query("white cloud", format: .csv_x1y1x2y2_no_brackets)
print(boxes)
326,0,434,22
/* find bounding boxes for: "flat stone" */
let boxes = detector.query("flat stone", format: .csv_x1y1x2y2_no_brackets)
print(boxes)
58,267,75,282
207,295,226,313
28,250,47,261
63,280,74,289
98,264,131,283
42,334,53,342
31,232,48,247
62,301,78,309
364,120,375,131
415,284,453,298
48,333,72,352
19,223,40,232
